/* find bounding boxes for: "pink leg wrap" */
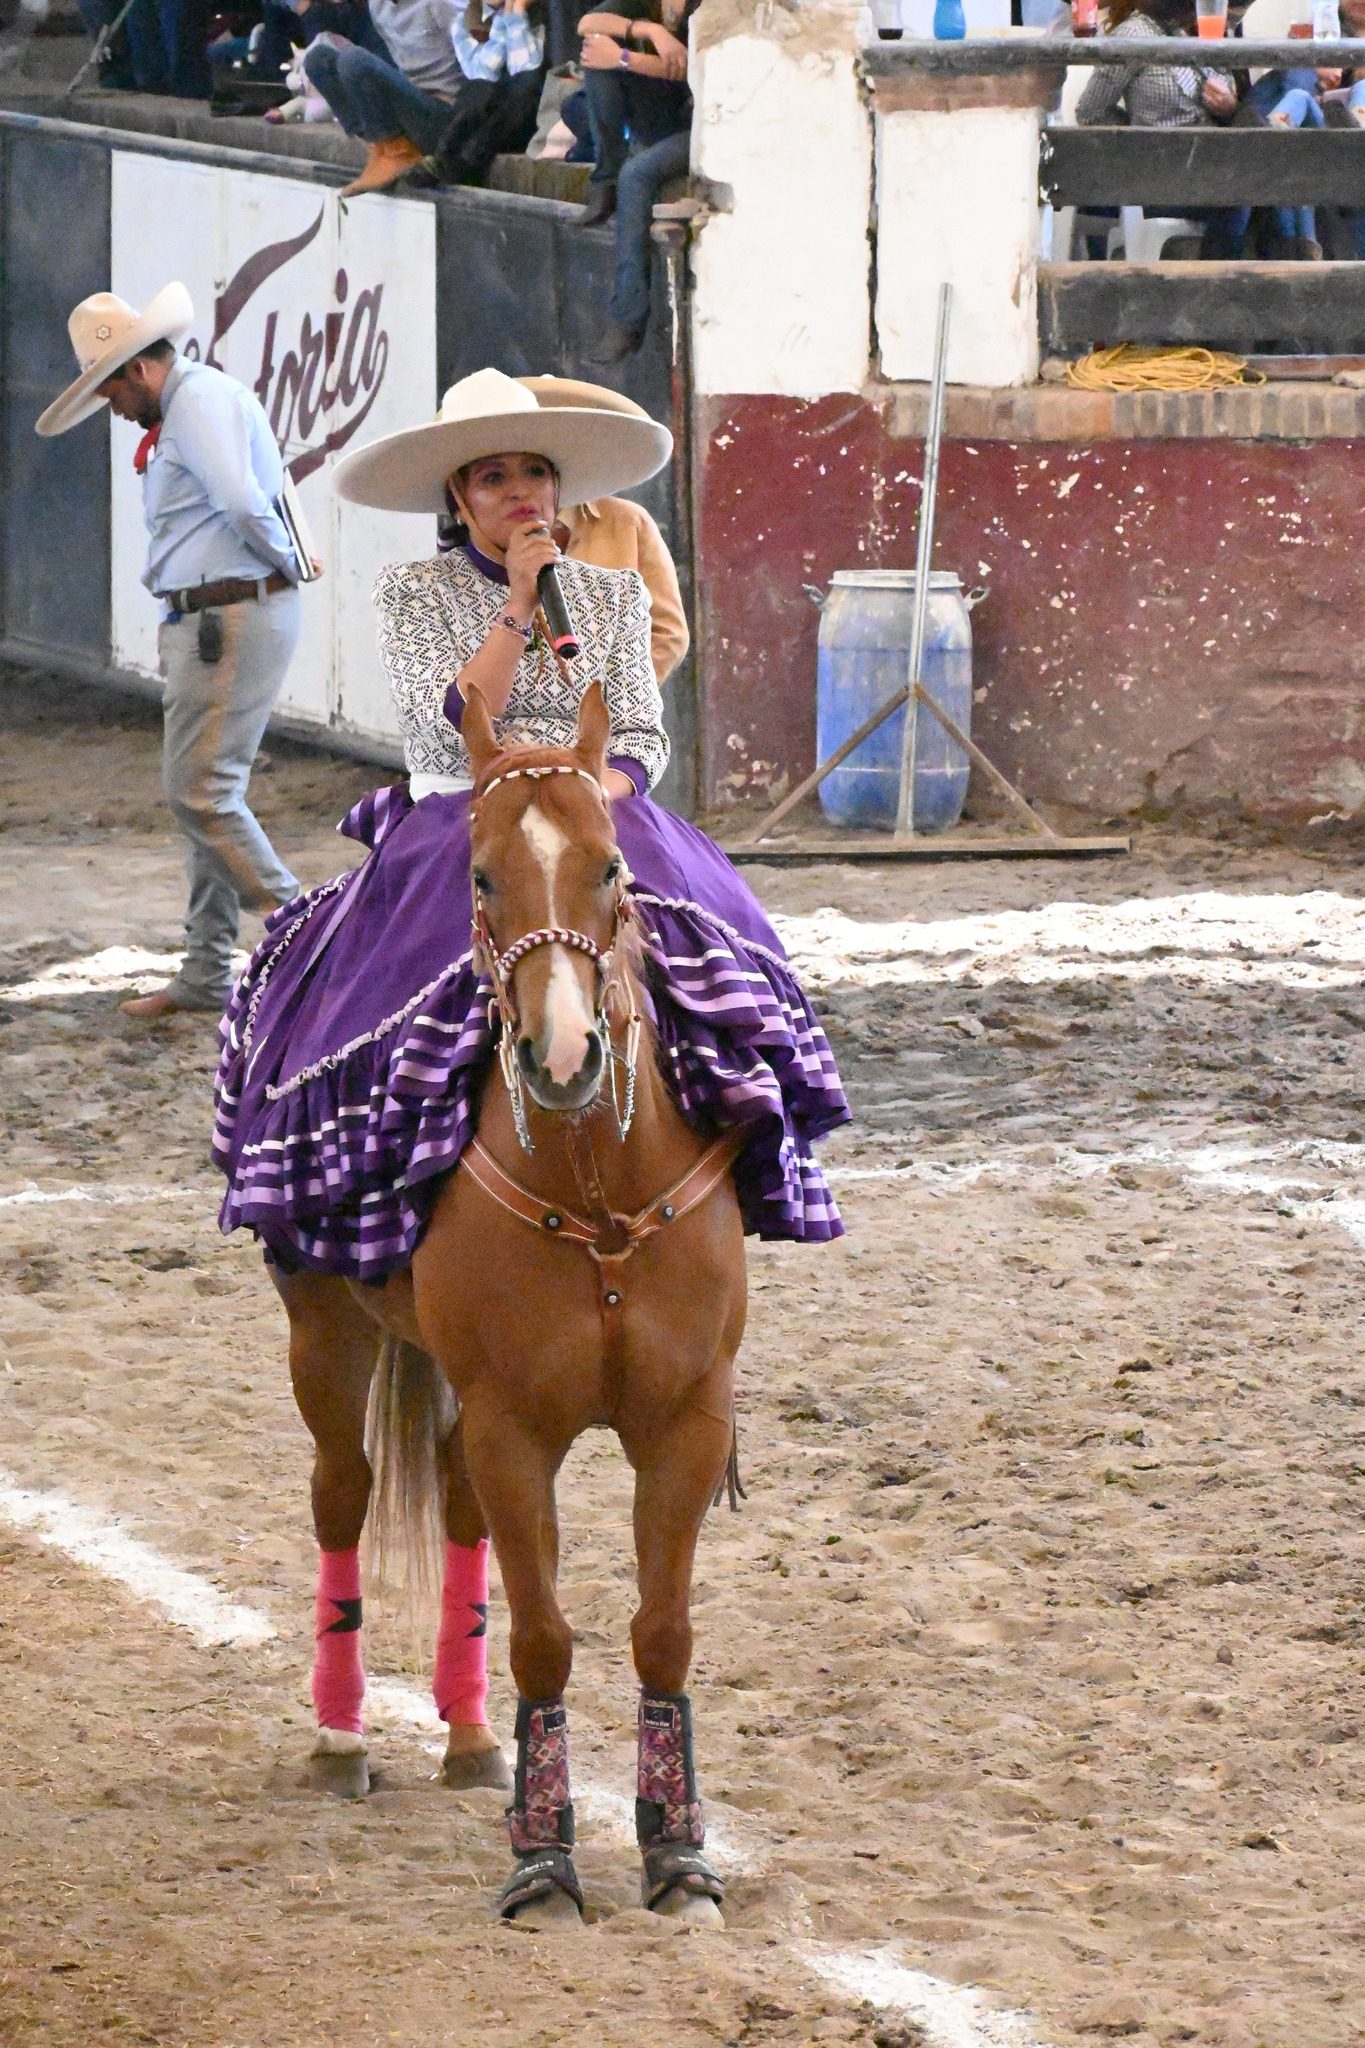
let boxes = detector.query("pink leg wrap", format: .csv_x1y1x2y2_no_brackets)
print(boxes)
434,1537,490,1725
312,1547,365,1735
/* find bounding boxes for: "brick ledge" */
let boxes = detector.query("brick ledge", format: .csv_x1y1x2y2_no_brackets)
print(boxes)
881,379,1365,442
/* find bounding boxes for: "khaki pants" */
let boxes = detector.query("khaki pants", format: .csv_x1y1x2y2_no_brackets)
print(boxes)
159,587,301,1010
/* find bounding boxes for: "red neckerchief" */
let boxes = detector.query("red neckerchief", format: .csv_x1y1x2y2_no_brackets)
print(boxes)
133,423,161,475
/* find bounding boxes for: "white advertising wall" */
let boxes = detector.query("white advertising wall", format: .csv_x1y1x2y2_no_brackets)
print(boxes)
109,154,436,749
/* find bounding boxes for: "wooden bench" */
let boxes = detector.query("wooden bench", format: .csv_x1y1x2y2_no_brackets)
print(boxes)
1039,125,1365,352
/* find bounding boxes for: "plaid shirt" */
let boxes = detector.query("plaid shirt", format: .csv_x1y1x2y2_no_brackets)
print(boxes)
451,2,544,80
1075,13,1233,128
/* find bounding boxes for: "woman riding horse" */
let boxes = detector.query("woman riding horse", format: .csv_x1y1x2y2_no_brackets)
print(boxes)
212,368,849,1922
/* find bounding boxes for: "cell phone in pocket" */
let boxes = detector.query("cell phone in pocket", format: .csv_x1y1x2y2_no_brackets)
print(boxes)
198,607,225,665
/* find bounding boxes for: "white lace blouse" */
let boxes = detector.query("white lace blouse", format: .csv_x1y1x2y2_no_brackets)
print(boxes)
373,547,671,790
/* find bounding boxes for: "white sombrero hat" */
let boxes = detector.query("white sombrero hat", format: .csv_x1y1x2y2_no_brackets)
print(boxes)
515,373,655,422
333,367,672,515
35,282,194,439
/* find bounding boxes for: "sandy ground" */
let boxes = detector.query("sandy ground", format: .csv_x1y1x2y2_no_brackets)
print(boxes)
2,664,1364,2048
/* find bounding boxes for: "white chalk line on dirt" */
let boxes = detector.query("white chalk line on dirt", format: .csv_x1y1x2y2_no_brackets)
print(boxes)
0,944,247,1004
827,1134,1365,1214
773,888,1365,993
0,1183,197,1210
2,946,186,1002
0,1470,1048,2048
9,889,1364,1006
0,1478,275,1649
805,1947,1040,2048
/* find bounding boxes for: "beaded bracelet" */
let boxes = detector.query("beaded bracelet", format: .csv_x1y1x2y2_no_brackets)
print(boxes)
494,610,532,642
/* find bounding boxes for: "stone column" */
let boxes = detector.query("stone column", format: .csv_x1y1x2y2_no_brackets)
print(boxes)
688,0,873,399
870,66,1061,388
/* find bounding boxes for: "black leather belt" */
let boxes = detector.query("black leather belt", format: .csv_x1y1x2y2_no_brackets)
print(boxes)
159,571,291,614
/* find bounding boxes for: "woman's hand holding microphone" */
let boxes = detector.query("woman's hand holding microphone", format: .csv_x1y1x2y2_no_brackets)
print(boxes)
503,520,563,627
493,522,635,802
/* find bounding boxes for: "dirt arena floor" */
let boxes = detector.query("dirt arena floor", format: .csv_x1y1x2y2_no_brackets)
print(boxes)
2,665,1363,2048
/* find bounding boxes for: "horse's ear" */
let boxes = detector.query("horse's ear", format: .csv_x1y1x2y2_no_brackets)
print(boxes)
574,680,610,783
462,684,499,779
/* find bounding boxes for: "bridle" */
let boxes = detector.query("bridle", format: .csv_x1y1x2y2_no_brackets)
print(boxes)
469,761,642,1154
462,753,747,1332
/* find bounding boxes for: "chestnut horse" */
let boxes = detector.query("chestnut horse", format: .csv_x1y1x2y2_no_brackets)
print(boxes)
271,684,746,1927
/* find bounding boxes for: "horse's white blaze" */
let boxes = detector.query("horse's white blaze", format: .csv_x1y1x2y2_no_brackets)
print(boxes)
521,804,569,920
543,947,596,1085
521,803,595,1084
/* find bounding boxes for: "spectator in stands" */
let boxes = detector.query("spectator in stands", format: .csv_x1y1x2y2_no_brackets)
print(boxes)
1076,0,1236,130
302,0,466,194
78,0,215,94
251,0,394,85
77,0,158,90
571,0,696,361
1077,0,1251,255
413,0,547,185
572,0,692,224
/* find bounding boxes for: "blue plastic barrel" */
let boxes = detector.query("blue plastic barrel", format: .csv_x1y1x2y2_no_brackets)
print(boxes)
816,569,973,833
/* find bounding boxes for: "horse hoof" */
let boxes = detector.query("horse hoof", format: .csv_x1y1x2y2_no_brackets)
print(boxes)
507,1887,584,1930
651,1888,724,1929
307,1747,371,1799
440,1744,513,1792
498,1847,584,1928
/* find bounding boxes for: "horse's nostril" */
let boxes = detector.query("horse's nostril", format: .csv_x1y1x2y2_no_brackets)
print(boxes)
516,1036,538,1080
581,1032,604,1081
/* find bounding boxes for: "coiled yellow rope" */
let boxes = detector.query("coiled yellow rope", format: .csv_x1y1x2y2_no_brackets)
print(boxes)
1066,344,1268,391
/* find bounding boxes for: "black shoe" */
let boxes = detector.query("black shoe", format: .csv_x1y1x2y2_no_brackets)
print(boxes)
404,155,448,190
586,319,646,364
578,182,617,227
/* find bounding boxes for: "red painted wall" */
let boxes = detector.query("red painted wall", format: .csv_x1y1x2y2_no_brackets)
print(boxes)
694,395,1365,822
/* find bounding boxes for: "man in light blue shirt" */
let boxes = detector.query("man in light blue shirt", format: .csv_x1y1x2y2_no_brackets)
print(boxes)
37,283,312,1022
140,352,300,599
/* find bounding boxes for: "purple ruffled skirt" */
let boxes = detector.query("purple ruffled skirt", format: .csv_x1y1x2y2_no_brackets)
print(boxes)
213,785,849,1278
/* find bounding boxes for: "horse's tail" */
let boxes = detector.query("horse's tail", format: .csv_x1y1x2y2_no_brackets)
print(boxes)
365,1335,455,1606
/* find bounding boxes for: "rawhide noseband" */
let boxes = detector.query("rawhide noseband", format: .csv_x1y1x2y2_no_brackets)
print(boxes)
470,761,641,1153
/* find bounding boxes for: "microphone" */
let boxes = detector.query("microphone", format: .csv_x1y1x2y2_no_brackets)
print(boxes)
536,560,581,662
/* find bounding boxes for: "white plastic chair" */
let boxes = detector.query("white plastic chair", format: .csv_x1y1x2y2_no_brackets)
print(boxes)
1043,65,1125,259
1107,206,1207,258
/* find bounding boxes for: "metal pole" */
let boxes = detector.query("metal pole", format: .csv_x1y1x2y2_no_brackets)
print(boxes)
894,281,952,839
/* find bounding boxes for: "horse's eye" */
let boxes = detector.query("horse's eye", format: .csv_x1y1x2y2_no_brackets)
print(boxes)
603,858,622,887
472,869,493,895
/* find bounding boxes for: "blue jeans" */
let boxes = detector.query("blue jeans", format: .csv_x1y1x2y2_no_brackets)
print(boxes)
582,66,691,185
303,41,450,150
253,0,392,78
1232,70,1320,243
611,125,689,333
80,0,210,93
559,85,596,162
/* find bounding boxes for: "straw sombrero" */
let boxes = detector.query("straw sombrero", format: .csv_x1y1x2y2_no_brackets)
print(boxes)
36,282,194,438
333,367,672,515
